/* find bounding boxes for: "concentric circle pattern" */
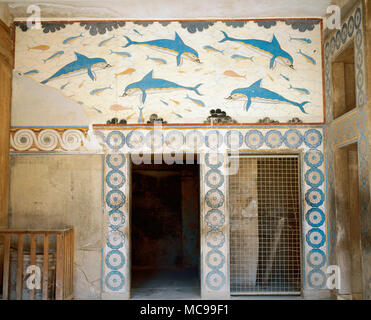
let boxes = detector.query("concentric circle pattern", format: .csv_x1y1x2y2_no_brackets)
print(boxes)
126,130,144,149
306,228,326,248
305,149,323,167
245,130,264,149
304,129,322,148
165,130,184,149
105,271,125,291
108,209,125,228
284,129,303,149
106,154,126,169
205,209,225,228
205,130,224,150
205,189,225,209
307,269,326,289
185,130,204,148
107,230,125,249
106,131,125,150
305,168,324,187
206,249,225,270
146,131,164,149
205,153,224,168
206,229,225,249
106,190,126,209
105,250,125,270
307,249,326,268
205,169,224,188
225,130,243,149
305,188,325,207
265,130,283,148
106,170,126,189
305,208,325,227
206,270,225,291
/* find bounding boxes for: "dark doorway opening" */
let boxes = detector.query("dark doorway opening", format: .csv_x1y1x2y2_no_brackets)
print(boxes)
131,157,200,299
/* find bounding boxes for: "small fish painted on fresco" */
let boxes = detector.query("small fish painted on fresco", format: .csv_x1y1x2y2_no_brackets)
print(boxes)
109,50,132,57
90,86,112,96
27,45,50,51
43,50,64,63
185,94,205,107
115,68,136,78
160,100,169,106
77,101,84,105
223,70,246,79
280,74,290,81
203,45,224,54
126,112,136,120
185,108,192,112
170,99,180,105
23,69,39,75
68,94,75,98
194,68,202,72
91,107,102,113
289,36,312,44
133,29,143,36
178,70,186,74
146,55,167,65
289,84,310,95
98,35,115,47
109,104,133,111
78,81,85,88
63,33,83,45
297,49,316,65
60,82,70,90
268,75,274,81
231,54,254,62
172,111,183,118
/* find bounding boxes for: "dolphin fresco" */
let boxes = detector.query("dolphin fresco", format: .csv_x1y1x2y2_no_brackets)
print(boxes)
123,32,200,66
226,79,309,113
220,31,294,69
40,52,111,84
121,70,203,104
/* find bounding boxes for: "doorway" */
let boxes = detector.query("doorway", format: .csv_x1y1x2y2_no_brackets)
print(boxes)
335,143,363,298
131,157,200,299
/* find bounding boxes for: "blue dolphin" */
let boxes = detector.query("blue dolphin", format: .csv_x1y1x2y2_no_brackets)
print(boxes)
121,70,202,104
123,32,200,66
41,52,111,84
220,31,294,69
226,79,309,113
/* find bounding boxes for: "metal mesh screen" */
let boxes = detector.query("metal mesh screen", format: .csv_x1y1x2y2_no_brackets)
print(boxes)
229,155,301,295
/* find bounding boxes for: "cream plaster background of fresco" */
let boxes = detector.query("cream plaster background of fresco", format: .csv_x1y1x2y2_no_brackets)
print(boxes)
14,20,323,125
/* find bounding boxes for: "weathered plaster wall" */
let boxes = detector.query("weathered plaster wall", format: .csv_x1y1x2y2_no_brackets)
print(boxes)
9,155,103,299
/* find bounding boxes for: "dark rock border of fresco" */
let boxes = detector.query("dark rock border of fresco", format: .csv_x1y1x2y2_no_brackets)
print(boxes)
16,19,321,34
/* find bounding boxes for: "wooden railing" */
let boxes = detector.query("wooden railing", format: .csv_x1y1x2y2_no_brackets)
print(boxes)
0,229,74,300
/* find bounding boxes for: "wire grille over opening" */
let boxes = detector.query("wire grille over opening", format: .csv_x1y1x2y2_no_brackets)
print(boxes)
229,155,301,295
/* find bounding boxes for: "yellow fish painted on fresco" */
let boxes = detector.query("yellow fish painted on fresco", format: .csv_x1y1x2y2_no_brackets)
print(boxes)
126,112,136,120
115,68,136,78
27,45,50,51
223,70,246,79
170,99,180,105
